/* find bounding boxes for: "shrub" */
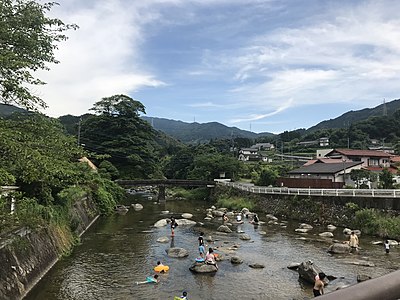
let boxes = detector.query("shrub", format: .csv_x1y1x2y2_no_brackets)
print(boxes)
216,196,255,211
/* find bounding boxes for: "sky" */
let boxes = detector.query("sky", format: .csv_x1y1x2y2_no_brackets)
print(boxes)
36,0,400,134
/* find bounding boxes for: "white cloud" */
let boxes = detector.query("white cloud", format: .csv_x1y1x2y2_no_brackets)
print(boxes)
37,0,166,116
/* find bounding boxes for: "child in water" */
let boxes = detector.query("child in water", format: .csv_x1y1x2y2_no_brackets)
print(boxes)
384,240,390,254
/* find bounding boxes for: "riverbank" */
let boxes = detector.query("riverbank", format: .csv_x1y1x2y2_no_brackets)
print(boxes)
0,195,98,300
214,185,400,240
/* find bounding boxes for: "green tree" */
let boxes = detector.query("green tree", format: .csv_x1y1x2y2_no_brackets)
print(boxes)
0,0,77,109
81,95,161,179
256,167,279,186
0,113,87,203
188,153,241,181
350,169,372,188
379,168,394,189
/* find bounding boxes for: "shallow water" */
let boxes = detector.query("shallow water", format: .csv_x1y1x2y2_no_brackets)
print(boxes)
25,196,400,300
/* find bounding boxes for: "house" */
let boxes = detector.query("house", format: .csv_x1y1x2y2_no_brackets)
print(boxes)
238,148,269,162
297,137,329,147
251,143,275,151
325,149,392,168
303,158,343,166
278,161,363,188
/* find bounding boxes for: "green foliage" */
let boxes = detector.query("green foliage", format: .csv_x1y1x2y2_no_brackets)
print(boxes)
216,196,255,211
98,160,120,180
0,167,15,185
0,0,78,109
57,186,88,206
81,95,162,179
90,178,124,215
353,208,400,239
0,113,86,203
170,187,209,200
379,168,394,189
256,167,279,186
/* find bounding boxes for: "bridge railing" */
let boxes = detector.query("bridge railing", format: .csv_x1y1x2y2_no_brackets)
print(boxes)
317,269,400,300
219,181,400,198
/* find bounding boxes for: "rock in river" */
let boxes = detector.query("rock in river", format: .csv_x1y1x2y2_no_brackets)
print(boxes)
166,247,189,258
319,232,334,238
298,260,326,284
181,213,193,219
249,263,265,269
157,236,169,243
231,256,243,264
217,225,232,233
239,234,251,241
189,262,218,273
328,243,351,254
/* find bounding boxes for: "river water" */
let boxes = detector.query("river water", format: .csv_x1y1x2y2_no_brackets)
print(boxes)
25,195,400,300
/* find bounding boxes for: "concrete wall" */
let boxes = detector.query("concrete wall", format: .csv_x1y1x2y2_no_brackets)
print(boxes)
0,196,98,300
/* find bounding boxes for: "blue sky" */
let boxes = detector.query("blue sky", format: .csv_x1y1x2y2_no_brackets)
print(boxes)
37,0,400,134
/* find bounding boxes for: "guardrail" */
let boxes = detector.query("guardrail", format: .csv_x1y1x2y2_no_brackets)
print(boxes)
220,182,400,198
318,269,400,300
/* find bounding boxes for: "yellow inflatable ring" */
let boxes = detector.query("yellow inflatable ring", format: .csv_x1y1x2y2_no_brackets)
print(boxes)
154,265,170,272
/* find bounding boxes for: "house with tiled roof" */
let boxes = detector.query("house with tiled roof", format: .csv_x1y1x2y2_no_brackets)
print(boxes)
278,161,363,188
238,148,269,162
325,149,392,168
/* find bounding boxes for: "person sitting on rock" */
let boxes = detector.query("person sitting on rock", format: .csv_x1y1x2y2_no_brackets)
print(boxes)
313,272,326,297
206,247,218,270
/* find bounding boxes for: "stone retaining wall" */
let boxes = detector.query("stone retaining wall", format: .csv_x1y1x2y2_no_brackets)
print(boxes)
0,196,98,300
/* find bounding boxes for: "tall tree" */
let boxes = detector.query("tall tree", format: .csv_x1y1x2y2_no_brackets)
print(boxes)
0,0,77,109
81,95,161,179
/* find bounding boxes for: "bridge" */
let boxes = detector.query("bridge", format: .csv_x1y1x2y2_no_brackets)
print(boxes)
221,181,400,198
116,179,215,201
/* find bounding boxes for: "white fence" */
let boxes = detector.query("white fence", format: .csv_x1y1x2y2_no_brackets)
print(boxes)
220,182,400,198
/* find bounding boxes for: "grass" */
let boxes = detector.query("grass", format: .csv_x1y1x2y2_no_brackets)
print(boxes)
216,196,255,211
353,208,400,240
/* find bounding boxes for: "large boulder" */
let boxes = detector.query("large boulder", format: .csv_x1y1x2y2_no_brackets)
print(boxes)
299,223,313,230
319,232,334,238
154,219,168,227
176,219,197,226
266,214,278,221
181,213,193,219
217,225,232,233
327,224,337,231
132,203,143,210
328,243,351,254
231,256,243,264
297,261,324,284
189,262,218,273
239,234,251,241
241,208,250,215
212,210,224,217
166,247,189,258
156,236,169,243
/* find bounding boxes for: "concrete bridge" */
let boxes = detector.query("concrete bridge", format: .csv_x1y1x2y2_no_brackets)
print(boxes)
116,179,215,201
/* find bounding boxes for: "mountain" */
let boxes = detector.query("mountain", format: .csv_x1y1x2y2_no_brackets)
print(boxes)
0,103,27,117
308,98,400,132
142,117,275,143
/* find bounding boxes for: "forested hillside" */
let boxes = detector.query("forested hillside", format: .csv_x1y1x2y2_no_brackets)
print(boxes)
142,116,274,143
308,98,400,131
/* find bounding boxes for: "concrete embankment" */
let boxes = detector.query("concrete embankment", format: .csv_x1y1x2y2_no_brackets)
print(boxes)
0,196,98,300
215,185,400,227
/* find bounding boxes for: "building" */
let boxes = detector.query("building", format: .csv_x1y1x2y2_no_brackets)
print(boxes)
278,161,363,188
238,148,268,162
297,137,329,147
250,143,275,151
325,149,392,168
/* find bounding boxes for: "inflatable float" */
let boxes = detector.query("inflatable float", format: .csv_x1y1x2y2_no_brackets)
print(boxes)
154,265,170,273
195,257,205,262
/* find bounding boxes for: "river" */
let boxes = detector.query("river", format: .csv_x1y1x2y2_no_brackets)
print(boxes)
25,195,400,300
